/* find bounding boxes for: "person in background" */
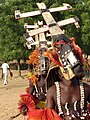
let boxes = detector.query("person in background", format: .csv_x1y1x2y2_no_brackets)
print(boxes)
1,61,11,85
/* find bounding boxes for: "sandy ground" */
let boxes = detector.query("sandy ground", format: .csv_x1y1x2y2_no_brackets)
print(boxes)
0,70,29,120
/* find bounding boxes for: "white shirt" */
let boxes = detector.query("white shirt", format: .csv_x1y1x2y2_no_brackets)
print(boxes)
1,63,9,74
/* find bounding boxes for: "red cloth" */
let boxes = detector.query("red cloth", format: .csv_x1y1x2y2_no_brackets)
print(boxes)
18,94,39,113
26,87,30,93
18,93,62,120
87,103,90,119
70,37,85,63
43,50,63,67
27,108,62,120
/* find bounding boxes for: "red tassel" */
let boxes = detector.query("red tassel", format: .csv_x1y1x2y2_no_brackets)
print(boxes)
18,94,39,113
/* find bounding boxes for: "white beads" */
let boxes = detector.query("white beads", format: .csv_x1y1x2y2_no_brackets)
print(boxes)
80,81,85,110
55,82,63,115
55,81,86,119
65,103,69,115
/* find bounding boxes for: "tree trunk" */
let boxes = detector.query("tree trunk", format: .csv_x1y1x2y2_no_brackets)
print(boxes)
17,59,21,76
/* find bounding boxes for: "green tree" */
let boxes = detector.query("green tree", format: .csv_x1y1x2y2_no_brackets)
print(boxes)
0,0,5,4
0,0,35,76
60,0,90,55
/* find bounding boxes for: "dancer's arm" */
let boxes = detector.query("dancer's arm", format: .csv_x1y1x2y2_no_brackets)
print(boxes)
46,85,55,109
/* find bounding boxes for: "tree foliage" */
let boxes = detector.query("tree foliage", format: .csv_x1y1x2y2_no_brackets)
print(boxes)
0,0,90,64
62,0,90,54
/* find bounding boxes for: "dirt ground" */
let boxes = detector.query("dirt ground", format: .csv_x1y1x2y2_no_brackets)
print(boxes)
0,70,29,120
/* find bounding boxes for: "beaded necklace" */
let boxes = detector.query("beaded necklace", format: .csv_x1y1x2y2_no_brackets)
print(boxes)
55,81,87,119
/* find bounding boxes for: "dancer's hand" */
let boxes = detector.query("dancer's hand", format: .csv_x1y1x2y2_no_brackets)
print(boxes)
38,93,46,101
21,106,28,115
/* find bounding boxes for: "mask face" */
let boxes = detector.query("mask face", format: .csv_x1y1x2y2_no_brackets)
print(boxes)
38,56,50,75
54,42,84,80
38,41,50,75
